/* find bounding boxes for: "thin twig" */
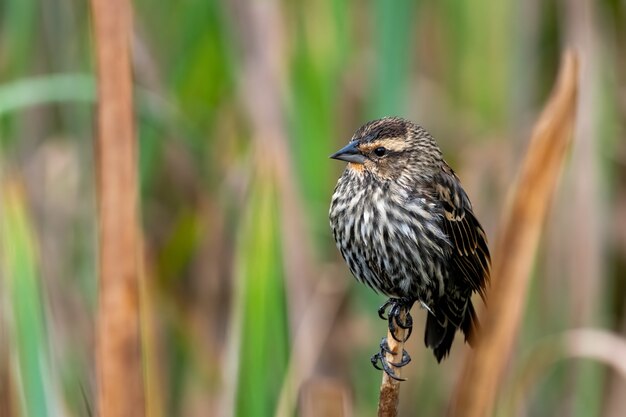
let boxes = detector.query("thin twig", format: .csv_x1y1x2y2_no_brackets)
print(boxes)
377,310,408,417
90,0,145,415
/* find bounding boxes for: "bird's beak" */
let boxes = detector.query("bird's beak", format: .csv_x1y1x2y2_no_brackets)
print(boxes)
329,141,366,164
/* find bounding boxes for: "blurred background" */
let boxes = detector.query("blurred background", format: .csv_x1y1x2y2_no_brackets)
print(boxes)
0,0,625,416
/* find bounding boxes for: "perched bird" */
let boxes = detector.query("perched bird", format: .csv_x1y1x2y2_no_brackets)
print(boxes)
329,117,490,379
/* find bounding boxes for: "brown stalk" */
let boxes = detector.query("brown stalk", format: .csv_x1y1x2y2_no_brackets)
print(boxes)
450,50,579,417
90,0,145,416
377,311,408,417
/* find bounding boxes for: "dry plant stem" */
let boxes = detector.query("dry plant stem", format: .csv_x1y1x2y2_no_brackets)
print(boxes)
378,311,407,417
451,50,579,417
90,0,145,416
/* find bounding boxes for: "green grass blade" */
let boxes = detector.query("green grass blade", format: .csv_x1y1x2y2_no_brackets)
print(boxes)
1,0,37,75
0,74,95,117
369,0,417,118
234,172,289,417
288,0,349,246
1,182,55,417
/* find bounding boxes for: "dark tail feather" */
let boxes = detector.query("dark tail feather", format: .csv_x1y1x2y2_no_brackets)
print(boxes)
433,325,456,362
424,311,445,348
425,311,456,362
461,300,479,347
426,300,479,362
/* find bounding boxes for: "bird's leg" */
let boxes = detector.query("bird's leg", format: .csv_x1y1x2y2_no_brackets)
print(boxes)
378,298,414,342
372,298,415,380
371,337,411,381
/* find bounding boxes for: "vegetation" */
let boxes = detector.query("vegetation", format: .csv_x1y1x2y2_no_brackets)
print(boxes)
0,1,625,416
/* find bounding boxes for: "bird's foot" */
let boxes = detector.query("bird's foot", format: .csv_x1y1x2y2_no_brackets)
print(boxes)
371,337,411,381
378,298,414,342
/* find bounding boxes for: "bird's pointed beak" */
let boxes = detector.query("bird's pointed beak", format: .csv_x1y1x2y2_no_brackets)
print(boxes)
329,141,366,164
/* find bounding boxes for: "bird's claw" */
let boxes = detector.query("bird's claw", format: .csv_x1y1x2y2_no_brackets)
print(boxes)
378,298,414,342
371,339,412,381
379,336,393,354
372,298,415,380
377,299,393,320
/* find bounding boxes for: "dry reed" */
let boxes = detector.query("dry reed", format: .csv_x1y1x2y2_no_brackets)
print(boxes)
90,0,145,415
450,50,579,417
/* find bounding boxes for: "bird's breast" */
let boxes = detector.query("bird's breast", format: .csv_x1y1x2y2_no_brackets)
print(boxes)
332,180,442,287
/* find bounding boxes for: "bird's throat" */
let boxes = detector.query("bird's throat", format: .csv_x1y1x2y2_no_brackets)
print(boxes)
348,162,365,172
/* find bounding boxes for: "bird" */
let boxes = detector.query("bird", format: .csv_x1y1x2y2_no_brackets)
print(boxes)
329,117,490,380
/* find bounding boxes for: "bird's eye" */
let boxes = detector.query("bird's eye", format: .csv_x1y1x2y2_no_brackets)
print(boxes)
374,147,386,157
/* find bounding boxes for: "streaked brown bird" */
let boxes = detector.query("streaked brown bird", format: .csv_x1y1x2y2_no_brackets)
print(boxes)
329,117,490,380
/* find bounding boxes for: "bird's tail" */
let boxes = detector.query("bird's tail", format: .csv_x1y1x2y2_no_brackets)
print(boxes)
424,300,478,362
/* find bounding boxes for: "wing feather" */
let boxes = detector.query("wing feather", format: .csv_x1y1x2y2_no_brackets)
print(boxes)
435,164,491,295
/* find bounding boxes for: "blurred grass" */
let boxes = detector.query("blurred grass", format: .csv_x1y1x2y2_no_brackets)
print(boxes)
234,171,288,417
1,0,37,75
0,74,94,117
369,0,416,118
288,0,348,246
1,182,54,417
0,0,624,416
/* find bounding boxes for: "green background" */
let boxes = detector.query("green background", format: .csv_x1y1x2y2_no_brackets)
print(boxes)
0,0,625,416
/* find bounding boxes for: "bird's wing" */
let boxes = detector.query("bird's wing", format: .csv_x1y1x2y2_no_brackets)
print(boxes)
434,163,491,300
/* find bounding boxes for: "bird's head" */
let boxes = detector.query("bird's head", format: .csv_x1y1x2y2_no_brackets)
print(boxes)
330,117,442,182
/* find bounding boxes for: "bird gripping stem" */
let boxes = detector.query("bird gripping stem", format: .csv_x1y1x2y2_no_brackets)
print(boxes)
377,308,408,417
